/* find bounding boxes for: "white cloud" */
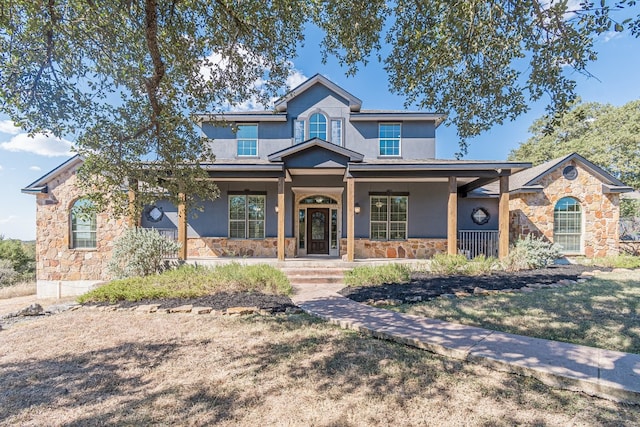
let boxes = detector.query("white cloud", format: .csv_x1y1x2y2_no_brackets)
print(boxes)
602,31,623,43
286,70,308,91
0,132,74,157
0,215,18,225
29,165,42,171
0,120,22,135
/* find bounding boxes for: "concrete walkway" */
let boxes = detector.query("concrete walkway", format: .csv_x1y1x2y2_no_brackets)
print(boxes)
291,282,640,404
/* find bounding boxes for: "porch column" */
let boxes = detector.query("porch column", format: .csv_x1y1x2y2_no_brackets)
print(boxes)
499,175,510,259
127,179,139,227
346,177,355,262
447,176,457,255
178,193,188,261
277,176,285,261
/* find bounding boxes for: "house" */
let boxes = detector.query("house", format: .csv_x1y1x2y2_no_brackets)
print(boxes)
22,74,633,297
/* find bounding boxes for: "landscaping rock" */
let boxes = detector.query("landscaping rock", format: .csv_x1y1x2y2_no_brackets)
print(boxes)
285,307,303,314
404,295,423,302
473,287,490,295
454,292,470,298
135,304,161,313
169,305,193,313
17,304,44,317
192,306,212,314
225,306,259,315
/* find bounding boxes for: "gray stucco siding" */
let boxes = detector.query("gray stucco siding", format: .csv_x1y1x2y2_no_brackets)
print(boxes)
352,182,449,239
457,197,499,230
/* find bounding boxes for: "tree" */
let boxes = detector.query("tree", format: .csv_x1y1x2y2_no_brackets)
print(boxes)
1,1,639,212
508,99,640,189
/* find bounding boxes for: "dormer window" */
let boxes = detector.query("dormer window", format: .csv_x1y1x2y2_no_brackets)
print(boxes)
309,113,327,140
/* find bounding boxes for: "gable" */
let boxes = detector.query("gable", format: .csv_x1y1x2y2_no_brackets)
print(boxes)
274,74,362,113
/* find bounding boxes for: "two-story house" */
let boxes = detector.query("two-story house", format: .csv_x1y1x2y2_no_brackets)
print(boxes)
23,74,632,297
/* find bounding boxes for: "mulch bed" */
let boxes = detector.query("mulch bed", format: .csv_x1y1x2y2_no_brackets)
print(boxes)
339,264,607,303
85,292,296,313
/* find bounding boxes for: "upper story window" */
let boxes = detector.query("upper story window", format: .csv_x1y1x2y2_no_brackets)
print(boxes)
236,124,258,157
379,123,401,157
70,198,97,249
309,113,327,140
331,119,342,146
294,119,305,144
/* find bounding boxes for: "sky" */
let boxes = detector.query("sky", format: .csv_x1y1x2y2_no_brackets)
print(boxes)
1,23,639,241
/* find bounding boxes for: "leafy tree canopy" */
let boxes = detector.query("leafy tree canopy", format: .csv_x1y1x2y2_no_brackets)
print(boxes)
508,99,640,189
1,0,639,213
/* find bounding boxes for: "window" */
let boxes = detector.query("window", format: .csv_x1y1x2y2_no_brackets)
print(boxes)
370,195,408,240
309,113,327,140
554,197,582,253
229,194,265,239
294,120,305,143
236,124,258,156
379,123,401,156
70,198,97,249
331,119,342,146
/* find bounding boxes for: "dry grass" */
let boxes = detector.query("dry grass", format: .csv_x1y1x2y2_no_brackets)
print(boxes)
0,281,35,300
1,310,639,426
396,270,640,354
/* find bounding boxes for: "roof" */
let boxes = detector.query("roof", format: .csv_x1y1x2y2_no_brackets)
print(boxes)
21,155,83,194
268,138,365,162
474,152,633,196
350,111,446,126
273,74,363,113
194,112,287,123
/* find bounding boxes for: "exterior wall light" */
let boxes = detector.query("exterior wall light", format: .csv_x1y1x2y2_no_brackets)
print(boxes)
354,203,361,214
275,206,279,213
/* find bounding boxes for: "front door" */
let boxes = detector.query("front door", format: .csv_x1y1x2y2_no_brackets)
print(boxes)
307,208,329,255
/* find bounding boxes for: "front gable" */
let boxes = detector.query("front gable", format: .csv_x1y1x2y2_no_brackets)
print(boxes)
274,74,362,113
268,138,363,169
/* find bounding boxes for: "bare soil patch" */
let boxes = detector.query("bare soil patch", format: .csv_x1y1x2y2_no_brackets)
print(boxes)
340,264,601,303
1,310,639,425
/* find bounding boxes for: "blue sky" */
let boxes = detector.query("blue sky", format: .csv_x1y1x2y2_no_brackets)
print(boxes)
1,26,639,241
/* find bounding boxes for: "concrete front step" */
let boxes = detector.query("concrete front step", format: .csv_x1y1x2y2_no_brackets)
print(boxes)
282,267,347,286
288,276,345,285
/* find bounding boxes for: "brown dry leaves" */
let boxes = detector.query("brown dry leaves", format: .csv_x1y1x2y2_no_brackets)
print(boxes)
1,310,639,426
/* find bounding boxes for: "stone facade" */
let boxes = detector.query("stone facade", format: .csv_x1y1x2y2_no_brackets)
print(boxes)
34,165,127,297
187,237,296,258
340,238,448,259
509,160,621,257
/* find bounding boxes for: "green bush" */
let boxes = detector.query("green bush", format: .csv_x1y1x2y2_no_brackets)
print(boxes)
0,259,19,287
502,234,561,272
430,254,499,276
0,237,35,286
107,227,181,279
344,263,411,287
78,263,291,303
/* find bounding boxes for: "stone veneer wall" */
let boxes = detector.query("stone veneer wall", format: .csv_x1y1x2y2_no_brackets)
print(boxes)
35,165,127,297
509,160,621,257
339,238,448,259
187,237,296,258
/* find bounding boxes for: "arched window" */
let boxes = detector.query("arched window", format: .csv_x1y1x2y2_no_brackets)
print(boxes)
70,198,97,249
309,113,327,140
554,197,581,253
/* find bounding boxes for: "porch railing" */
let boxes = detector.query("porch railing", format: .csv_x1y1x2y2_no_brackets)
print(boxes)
458,230,499,259
154,227,179,259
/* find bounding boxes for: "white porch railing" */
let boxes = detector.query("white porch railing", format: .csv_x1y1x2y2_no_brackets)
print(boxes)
154,228,179,259
458,230,499,259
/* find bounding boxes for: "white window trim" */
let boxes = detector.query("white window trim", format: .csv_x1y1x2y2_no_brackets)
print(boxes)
378,122,402,158
369,194,408,241
330,118,344,146
236,123,259,157
553,197,583,255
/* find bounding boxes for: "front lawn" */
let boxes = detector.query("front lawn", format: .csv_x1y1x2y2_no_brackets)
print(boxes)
393,270,640,354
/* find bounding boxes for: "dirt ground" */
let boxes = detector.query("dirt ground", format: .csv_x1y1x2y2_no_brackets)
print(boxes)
340,264,600,303
2,309,639,426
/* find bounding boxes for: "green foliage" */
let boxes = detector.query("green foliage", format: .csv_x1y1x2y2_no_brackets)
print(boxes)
578,254,640,269
503,235,561,272
509,100,640,189
621,199,640,218
430,254,499,276
78,263,291,303
1,0,638,212
0,237,36,286
344,263,412,287
107,227,180,279
0,259,20,287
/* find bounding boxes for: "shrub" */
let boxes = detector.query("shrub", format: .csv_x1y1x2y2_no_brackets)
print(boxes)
78,263,291,303
502,235,561,272
107,227,181,279
0,259,19,287
429,254,499,276
344,263,411,287
0,236,34,275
